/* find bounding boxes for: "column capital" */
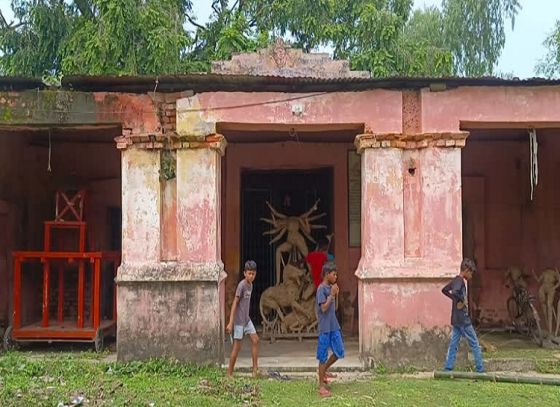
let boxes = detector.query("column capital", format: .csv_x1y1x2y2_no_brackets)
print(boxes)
355,132,469,153
177,133,227,156
115,133,227,155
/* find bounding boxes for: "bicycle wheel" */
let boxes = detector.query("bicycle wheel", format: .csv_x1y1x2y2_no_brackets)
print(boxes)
507,296,521,334
528,303,544,347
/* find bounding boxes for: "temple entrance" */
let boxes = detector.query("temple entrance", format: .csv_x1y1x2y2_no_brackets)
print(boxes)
240,168,333,326
222,133,362,344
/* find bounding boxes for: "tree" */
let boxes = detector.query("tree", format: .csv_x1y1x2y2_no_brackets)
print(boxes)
192,0,519,77
536,20,560,78
0,0,72,76
393,7,454,77
1,0,194,76
442,0,520,76
0,0,521,78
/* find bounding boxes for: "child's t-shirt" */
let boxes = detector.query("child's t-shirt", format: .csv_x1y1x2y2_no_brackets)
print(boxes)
234,279,252,326
316,283,341,334
306,251,328,287
441,276,471,327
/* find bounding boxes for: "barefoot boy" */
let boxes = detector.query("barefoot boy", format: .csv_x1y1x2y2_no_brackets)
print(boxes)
316,261,344,397
441,258,485,373
226,260,259,377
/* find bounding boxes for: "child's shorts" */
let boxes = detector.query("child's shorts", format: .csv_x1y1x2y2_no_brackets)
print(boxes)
233,320,256,340
316,329,345,364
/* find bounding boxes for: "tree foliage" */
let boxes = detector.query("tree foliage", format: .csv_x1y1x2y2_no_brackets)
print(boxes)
536,20,560,78
0,0,520,78
1,0,194,76
442,0,520,76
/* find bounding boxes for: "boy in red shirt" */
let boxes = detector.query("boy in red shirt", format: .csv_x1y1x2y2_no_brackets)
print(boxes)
306,237,334,287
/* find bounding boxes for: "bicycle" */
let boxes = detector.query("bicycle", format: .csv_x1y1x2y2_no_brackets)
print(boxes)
506,286,544,347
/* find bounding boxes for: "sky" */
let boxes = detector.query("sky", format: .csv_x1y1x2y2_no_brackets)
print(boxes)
0,0,558,78
415,0,560,77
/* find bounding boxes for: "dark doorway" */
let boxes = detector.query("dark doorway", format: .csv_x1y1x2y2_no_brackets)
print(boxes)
240,168,333,325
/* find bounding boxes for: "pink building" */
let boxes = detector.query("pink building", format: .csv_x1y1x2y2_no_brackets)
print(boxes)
1,43,560,368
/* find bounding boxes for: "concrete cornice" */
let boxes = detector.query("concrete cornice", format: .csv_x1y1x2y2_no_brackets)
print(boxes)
355,132,469,153
115,133,227,155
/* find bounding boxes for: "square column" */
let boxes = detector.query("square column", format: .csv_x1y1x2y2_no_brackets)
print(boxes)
355,132,468,370
116,135,227,364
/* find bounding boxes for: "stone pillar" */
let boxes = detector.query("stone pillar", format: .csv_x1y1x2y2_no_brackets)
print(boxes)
116,134,227,364
355,132,468,370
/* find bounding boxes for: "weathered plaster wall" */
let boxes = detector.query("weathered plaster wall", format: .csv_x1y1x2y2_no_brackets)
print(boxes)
117,143,226,363
0,90,160,134
5,82,560,364
355,141,464,368
174,84,560,367
117,281,221,362
121,149,161,264
178,90,402,136
421,86,560,132
462,132,560,325
359,281,460,368
211,40,370,79
358,146,462,276
176,147,222,264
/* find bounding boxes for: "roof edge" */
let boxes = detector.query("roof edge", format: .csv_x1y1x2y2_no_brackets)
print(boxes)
1,74,560,94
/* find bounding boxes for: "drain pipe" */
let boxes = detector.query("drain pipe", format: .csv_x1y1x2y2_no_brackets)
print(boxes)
434,370,560,386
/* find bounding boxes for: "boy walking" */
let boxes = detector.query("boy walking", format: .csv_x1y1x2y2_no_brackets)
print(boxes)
226,260,260,377
316,261,344,397
441,258,485,373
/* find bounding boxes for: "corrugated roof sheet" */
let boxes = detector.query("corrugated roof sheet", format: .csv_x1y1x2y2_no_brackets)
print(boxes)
1,74,560,93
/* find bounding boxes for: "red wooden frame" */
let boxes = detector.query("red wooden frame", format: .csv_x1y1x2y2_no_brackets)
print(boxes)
44,221,87,252
11,190,120,343
55,190,85,222
12,251,119,339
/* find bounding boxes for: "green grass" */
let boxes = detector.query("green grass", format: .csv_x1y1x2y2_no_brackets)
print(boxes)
479,331,560,361
1,352,560,406
484,347,560,360
536,359,560,375
261,378,560,407
481,341,560,374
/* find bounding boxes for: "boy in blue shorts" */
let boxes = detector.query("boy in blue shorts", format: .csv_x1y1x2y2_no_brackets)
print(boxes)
316,261,344,398
226,260,259,377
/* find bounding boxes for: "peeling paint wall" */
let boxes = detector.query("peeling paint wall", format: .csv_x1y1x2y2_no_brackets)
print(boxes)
117,140,225,363
161,175,178,261
5,82,560,365
180,84,560,367
121,149,161,264
359,280,467,369
176,148,221,264
356,141,463,367
117,281,222,363
178,91,402,135
421,86,560,132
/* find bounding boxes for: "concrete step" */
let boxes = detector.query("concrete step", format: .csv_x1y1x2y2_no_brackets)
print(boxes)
485,357,558,372
222,363,366,373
